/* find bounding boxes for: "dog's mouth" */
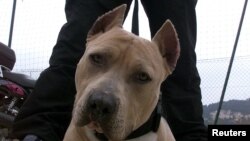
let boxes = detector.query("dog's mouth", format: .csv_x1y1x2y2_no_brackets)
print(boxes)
86,114,104,133
87,120,103,133
73,111,105,133
85,115,116,140
85,112,125,140
86,118,124,141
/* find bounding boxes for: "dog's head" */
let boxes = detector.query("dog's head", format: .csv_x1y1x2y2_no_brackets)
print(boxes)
72,4,180,140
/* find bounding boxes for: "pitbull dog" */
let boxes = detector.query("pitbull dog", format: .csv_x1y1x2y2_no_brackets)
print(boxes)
63,4,180,141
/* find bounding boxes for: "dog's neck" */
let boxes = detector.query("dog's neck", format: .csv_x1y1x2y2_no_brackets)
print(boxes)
94,103,162,141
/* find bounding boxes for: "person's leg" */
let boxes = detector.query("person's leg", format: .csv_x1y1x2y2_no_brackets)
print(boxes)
10,0,132,140
141,0,207,140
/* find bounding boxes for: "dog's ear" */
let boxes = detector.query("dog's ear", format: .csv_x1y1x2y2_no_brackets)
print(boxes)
152,20,180,73
87,4,127,41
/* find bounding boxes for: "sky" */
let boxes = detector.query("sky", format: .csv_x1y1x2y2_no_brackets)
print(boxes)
0,0,249,105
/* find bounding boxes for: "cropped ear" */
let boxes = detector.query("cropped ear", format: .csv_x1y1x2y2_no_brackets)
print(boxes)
87,4,127,41
152,20,180,73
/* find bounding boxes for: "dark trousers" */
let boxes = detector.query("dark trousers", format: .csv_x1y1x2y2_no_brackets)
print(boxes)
11,0,207,140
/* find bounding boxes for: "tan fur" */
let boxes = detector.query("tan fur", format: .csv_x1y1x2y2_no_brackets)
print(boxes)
63,4,179,141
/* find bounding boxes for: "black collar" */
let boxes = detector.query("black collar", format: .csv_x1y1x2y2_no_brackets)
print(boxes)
94,104,162,141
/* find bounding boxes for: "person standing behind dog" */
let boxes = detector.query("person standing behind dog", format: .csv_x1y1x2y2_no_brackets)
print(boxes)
10,0,207,141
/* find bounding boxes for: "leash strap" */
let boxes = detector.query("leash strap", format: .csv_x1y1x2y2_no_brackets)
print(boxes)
125,104,161,140
131,0,139,35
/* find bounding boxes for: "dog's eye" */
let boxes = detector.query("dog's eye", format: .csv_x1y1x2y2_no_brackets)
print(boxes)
89,53,104,66
135,72,151,83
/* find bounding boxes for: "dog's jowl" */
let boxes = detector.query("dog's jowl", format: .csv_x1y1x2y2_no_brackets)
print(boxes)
63,4,180,141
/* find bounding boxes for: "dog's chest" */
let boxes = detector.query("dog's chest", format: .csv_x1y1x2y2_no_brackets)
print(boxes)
84,126,158,141
126,132,157,141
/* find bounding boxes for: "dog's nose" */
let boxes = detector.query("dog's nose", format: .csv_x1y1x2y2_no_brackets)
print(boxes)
88,92,117,121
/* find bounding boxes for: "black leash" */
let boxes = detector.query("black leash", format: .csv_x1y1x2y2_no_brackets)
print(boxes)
131,0,139,36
